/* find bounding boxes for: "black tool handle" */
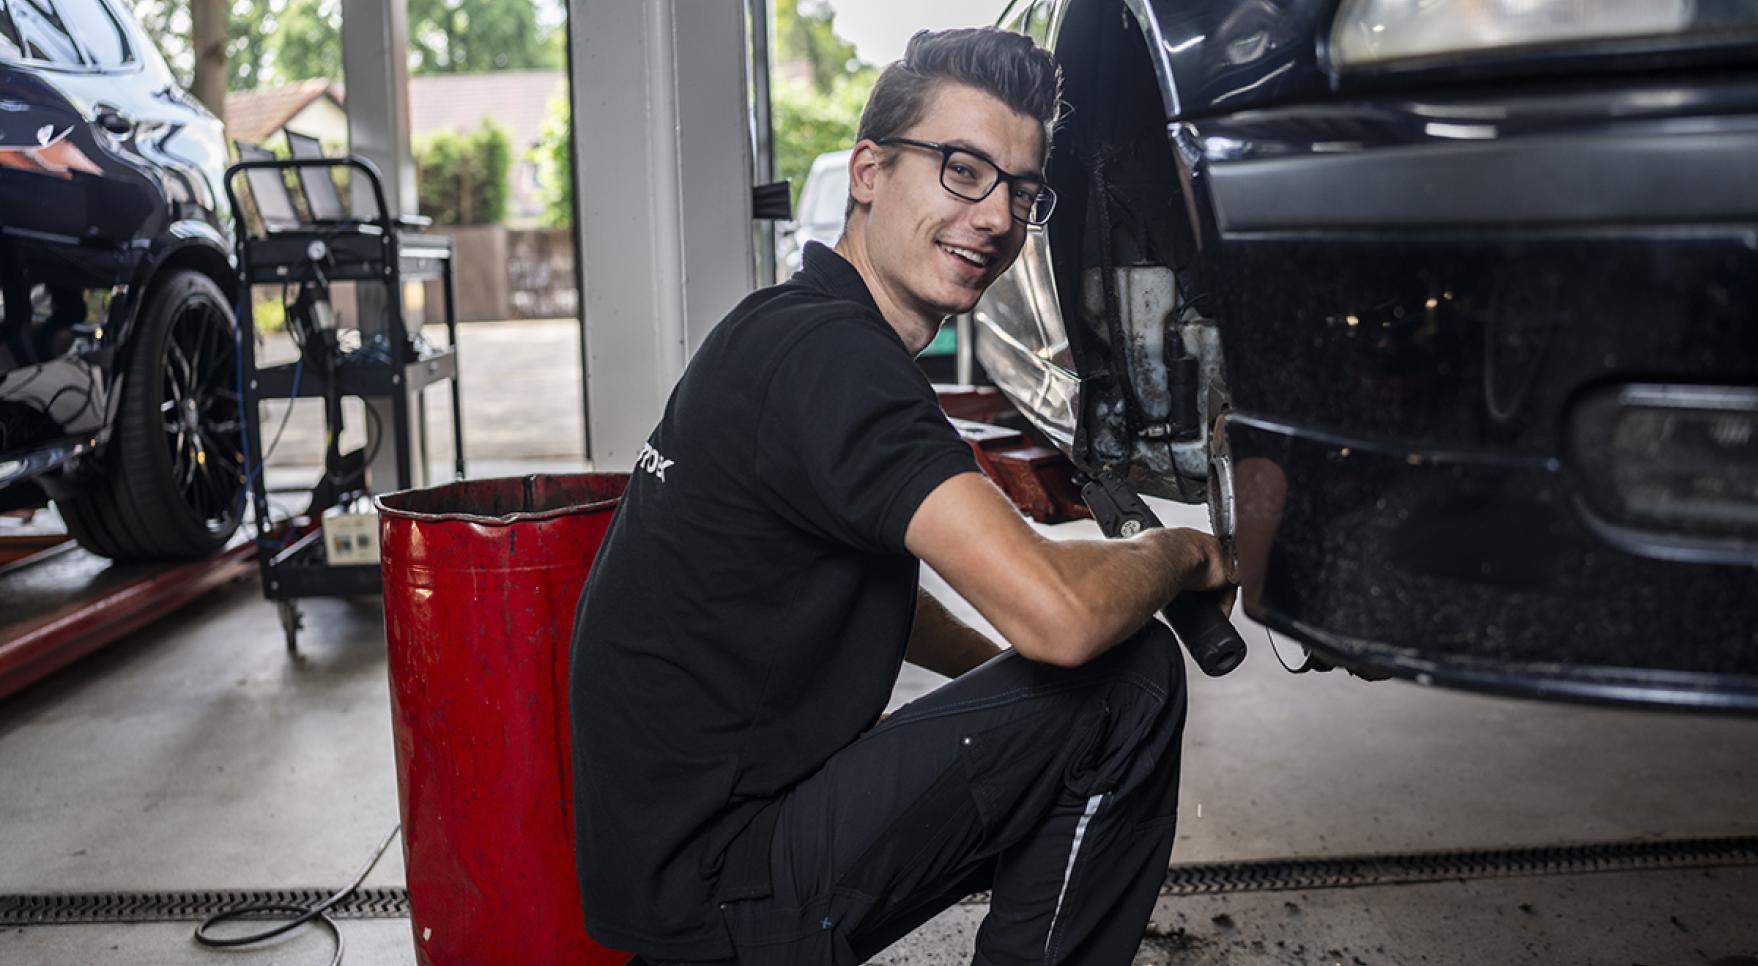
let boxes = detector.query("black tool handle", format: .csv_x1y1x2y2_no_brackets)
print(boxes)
1079,477,1247,677
1161,593,1247,677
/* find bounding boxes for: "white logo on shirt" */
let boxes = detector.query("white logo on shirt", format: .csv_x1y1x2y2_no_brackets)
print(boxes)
635,443,675,482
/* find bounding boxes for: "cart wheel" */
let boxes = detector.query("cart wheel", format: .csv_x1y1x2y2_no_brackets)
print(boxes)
277,600,303,655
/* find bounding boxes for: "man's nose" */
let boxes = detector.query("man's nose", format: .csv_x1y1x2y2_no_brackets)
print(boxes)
970,184,1013,233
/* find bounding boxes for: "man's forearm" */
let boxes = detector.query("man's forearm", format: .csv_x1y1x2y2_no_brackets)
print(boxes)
1051,529,1195,655
905,589,1003,678
904,473,1233,669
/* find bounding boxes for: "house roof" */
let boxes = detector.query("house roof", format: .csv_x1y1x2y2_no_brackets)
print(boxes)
222,69,565,155
408,69,566,153
223,79,345,146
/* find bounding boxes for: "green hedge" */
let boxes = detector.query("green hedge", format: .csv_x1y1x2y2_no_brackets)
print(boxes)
415,120,511,226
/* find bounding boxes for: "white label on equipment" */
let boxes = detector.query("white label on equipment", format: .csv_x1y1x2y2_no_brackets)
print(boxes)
323,512,381,565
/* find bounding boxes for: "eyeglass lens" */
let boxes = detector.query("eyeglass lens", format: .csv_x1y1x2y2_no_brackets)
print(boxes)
939,148,1053,225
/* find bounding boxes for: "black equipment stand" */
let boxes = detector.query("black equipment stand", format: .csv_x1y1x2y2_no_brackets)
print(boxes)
223,155,466,653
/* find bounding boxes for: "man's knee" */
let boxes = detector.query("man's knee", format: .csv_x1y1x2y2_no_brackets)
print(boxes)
1025,621,1182,802
1094,619,1186,702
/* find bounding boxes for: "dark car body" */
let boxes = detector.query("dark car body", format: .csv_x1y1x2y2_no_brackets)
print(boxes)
978,0,1758,711
1,0,238,552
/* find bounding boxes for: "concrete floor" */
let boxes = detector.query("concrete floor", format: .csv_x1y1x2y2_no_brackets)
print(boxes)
4,495,1757,965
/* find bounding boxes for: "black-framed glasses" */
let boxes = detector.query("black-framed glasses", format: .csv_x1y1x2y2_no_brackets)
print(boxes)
877,137,1057,226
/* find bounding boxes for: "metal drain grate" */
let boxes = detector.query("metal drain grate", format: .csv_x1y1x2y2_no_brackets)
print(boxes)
0,888,409,925
6,837,1754,923
953,835,1758,905
1156,836,1758,897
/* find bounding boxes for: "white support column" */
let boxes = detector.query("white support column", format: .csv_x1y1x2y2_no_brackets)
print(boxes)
569,0,756,468
341,0,423,489
340,0,416,219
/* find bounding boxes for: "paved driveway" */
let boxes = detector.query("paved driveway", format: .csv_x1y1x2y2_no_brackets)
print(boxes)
257,318,586,471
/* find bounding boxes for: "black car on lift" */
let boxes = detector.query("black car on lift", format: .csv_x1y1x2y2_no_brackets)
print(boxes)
1,0,242,560
977,0,1758,711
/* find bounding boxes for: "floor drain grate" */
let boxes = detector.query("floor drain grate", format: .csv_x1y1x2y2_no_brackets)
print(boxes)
1157,835,1758,897
0,888,410,925
955,835,1758,905
6,838,1754,923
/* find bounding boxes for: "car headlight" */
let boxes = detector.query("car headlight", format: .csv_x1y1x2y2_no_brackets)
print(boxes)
1329,0,1731,69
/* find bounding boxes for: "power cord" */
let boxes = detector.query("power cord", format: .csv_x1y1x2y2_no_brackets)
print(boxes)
250,354,303,482
234,284,311,502
194,823,400,966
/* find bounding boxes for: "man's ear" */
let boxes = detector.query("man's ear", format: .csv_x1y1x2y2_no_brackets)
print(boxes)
847,139,884,207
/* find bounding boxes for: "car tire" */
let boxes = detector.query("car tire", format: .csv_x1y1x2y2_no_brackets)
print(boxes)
61,270,244,560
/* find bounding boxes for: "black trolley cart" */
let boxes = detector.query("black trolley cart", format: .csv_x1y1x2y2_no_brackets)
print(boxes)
223,151,465,652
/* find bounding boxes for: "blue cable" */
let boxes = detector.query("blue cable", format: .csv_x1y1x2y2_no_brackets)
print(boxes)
233,297,254,510
234,293,304,548
251,355,303,551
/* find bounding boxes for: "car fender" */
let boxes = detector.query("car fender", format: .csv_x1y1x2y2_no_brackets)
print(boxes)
94,225,238,438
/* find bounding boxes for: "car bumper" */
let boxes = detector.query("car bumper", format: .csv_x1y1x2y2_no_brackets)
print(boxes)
1228,415,1758,712
1202,79,1758,710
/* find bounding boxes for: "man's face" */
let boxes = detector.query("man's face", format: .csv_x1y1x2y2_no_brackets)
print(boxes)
852,83,1044,330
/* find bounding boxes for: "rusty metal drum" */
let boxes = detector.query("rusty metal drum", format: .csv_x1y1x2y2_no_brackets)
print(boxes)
377,473,630,966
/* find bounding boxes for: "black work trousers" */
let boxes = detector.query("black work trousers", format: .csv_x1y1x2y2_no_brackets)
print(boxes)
707,621,1188,965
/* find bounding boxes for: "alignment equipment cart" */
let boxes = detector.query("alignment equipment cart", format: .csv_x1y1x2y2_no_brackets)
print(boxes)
224,150,466,652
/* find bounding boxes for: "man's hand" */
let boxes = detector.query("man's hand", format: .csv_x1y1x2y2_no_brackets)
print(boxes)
905,472,1240,668
1157,527,1238,616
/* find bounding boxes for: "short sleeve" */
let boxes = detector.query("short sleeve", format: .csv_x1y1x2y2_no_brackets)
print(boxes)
755,320,979,554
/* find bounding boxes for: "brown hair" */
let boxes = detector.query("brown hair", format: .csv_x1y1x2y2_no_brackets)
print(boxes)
845,27,1062,216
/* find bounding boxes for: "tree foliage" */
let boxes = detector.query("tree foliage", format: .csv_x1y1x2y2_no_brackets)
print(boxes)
272,0,344,83
531,94,572,229
771,0,874,208
774,0,864,95
130,0,291,89
406,0,556,74
771,74,871,209
415,120,511,226
524,0,880,227
128,0,564,91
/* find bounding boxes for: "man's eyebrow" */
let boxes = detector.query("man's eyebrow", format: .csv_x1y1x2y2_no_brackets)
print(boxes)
943,139,1045,181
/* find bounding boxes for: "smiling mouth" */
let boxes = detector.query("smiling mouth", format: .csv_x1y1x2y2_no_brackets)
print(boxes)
939,243,993,270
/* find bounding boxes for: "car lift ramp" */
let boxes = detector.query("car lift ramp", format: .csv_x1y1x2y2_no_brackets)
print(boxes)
0,533,256,701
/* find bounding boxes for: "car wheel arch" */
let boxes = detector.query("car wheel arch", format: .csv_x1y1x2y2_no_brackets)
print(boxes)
106,233,239,391
1045,0,1227,501
81,236,239,486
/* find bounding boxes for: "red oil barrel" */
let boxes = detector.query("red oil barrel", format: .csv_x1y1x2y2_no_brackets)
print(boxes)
378,473,631,966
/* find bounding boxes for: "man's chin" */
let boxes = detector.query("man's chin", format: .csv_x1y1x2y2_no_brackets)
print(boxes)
932,301,981,323
941,283,988,316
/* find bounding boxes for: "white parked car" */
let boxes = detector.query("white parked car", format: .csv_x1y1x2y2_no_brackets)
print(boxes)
775,149,850,280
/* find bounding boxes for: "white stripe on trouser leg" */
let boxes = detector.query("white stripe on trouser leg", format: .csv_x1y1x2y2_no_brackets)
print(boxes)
1043,792,1106,959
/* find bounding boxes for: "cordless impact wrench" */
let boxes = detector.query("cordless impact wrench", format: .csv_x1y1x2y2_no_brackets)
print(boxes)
1080,475,1248,677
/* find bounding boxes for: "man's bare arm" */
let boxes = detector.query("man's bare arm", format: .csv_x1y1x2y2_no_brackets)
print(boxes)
904,472,1233,668
905,589,1003,678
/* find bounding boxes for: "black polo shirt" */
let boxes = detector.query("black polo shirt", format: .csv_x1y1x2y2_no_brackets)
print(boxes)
569,242,979,959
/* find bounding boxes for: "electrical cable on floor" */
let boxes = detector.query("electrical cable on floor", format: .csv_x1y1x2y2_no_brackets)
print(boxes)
1265,627,1303,673
193,823,399,966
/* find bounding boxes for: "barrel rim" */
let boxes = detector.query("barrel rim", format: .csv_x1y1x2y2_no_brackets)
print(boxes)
374,473,626,527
